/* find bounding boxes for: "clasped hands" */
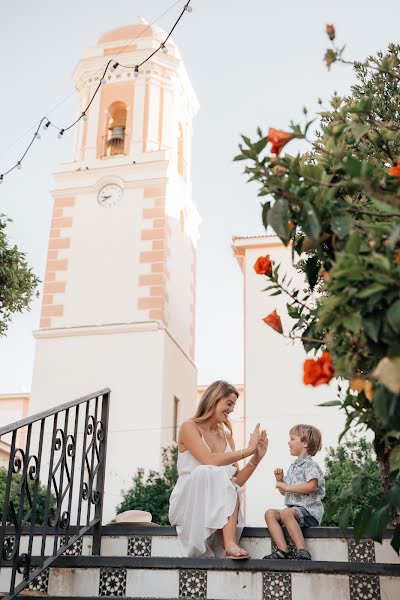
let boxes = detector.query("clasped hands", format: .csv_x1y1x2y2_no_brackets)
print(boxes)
248,423,268,463
274,467,289,492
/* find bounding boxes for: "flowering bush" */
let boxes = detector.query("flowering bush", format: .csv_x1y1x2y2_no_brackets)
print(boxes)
235,29,400,549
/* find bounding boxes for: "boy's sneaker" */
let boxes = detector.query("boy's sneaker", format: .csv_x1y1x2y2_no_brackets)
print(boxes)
292,549,311,560
262,549,290,559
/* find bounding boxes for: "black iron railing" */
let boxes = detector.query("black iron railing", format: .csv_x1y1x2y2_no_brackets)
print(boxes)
0,388,110,599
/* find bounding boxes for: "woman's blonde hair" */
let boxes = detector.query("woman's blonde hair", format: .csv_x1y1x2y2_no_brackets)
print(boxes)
192,380,239,437
289,424,322,456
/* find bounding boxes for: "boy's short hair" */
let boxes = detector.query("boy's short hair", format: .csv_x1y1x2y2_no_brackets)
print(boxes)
290,424,322,456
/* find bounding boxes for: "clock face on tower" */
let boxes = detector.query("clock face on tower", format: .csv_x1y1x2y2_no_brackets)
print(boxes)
97,184,123,207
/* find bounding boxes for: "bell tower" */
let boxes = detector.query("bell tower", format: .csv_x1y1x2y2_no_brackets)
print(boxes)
30,23,200,519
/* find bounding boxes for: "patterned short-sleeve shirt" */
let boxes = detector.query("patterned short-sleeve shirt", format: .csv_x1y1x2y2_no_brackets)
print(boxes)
284,455,325,524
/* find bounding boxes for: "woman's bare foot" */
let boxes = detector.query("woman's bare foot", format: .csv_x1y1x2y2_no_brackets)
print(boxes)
224,544,249,559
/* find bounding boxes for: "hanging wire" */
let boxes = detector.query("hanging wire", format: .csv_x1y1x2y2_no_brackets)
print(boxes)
0,0,192,185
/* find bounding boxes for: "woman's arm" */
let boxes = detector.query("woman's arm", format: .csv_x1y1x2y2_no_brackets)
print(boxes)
179,421,258,467
234,429,268,487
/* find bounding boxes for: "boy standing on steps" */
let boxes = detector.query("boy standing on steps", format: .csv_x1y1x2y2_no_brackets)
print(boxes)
263,424,325,561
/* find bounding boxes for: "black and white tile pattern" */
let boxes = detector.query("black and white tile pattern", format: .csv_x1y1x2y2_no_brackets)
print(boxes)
28,568,49,593
349,574,380,600
61,535,83,556
348,540,375,563
99,567,127,597
127,536,151,557
263,572,292,600
179,569,207,599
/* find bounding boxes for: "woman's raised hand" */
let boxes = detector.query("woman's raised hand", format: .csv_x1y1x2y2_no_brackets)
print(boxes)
253,429,268,463
247,423,261,453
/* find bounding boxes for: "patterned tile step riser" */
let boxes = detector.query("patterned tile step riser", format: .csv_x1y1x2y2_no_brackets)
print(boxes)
1,568,398,599
7,535,399,563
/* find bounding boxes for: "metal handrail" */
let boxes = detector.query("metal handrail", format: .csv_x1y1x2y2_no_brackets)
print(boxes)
0,388,110,599
0,388,110,436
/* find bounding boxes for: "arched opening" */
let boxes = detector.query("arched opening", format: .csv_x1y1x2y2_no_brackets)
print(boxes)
177,123,185,178
104,101,127,156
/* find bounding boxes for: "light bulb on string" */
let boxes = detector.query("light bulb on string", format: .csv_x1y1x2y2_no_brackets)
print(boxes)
35,132,41,140
43,120,51,130
134,65,139,78
112,62,119,71
57,129,65,139
160,43,168,54
0,175,3,184
184,4,192,12
101,77,107,86
82,112,88,122
17,162,22,170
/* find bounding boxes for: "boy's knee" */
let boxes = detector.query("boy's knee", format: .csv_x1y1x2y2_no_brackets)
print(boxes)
264,509,277,522
280,508,296,523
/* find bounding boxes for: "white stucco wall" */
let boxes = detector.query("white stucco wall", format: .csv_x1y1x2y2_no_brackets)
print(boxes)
30,325,194,522
234,236,345,526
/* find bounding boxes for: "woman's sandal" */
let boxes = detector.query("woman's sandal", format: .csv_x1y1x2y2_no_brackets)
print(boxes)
224,544,250,560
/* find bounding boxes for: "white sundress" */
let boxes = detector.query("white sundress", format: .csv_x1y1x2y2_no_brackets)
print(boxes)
168,436,244,557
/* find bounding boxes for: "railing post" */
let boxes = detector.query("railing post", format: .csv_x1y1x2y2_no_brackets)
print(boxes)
92,391,110,555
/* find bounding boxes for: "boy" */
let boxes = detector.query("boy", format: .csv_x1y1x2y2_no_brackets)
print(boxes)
263,424,325,560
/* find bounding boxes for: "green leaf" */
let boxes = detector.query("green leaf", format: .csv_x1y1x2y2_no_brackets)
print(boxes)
367,505,390,543
387,482,400,505
344,156,363,177
350,124,370,142
262,202,271,230
300,201,321,240
353,507,372,543
363,315,381,343
345,232,362,255
343,313,362,333
287,303,301,319
304,255,320,290
317,400,342,407
387,299,400,334
338,505,352,533
240,134,251,147
331,215,354,239
253,137,268,154
233,154,247,161
268,198,290,244
390,524,400,555
357,284,386,299
390,448,400,473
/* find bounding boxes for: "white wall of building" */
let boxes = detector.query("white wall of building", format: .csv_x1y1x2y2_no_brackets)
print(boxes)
233,236,345,526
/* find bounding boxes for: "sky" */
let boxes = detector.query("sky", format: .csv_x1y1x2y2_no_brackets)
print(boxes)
1,0,400,393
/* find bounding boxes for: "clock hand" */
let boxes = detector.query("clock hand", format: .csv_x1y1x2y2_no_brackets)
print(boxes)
102,195,111,200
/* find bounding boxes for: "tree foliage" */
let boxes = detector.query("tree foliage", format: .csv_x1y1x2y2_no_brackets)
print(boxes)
0,215,39,336
235,31,400,550
322,438,384,527
0,466,54,525
116,446,178,525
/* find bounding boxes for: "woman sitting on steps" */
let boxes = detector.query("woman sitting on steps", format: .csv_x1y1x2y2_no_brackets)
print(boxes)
169,380,268,558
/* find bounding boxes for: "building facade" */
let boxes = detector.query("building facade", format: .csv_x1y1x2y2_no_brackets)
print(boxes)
29,23,200,520
232,235,344,525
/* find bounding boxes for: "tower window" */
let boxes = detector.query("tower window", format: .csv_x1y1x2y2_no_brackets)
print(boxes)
177,123,185,178
104,101,128,156
173,396,179,442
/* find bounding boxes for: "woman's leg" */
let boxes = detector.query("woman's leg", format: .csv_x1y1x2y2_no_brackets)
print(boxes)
222,498,248,557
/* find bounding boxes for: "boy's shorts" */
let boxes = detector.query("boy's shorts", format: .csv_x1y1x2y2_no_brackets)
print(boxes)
286,505,318,527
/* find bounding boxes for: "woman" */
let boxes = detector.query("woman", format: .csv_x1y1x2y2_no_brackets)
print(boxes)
169,380,268,558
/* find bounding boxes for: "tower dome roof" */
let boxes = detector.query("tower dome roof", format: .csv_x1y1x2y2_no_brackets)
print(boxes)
98,23,172,45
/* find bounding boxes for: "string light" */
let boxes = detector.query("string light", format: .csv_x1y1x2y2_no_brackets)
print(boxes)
0,0,192,185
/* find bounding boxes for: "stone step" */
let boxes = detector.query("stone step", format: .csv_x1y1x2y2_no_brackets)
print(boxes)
6,527,400,564
1,556,399,600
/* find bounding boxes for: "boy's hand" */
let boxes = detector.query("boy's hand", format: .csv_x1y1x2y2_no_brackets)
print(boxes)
276,481,289,492
274,468,284,482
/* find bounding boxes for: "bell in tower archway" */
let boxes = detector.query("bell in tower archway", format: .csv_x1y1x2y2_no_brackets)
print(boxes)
106,101,127,156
